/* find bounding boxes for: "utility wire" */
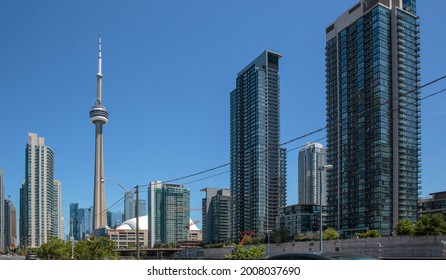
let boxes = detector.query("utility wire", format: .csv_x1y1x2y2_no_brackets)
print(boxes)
160,75,446,185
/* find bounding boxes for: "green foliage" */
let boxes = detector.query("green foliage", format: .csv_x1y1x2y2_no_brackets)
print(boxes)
323,228,340,240
394,220,415,236
252,237,263,244
225,245,267,260
270,228,291,244
203,243,225,249
74,236,118,260
358,230,381,238
36,237,71,260
241,234,253,245
414,214,446,236
294,233,317,242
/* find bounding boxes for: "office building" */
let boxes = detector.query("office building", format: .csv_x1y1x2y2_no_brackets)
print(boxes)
107,211,123,228
70,203,93,241
123,191,146,220
137,199,147,217
20,133,55,247
53,180,63,239
325,0,421,235
230,50,287,241
90,36,109,230
124,191,135,221
201,188,230,243
4,196,17,251
0,169,4,251
298,143,327,205
419,191,446,217
148,181,190,248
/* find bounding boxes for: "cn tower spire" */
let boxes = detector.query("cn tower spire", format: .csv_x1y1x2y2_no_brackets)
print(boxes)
90,34,109,231
96,34,103,105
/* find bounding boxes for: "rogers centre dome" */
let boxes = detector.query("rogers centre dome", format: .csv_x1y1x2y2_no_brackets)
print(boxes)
116,216,200,231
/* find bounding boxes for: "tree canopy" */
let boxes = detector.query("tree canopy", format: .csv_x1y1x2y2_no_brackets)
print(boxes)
394,220,415,236
414,214,446,236
323,228,340,240
225,245,267,260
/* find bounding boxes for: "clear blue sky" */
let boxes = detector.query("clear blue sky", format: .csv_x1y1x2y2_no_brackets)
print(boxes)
1,0,445,235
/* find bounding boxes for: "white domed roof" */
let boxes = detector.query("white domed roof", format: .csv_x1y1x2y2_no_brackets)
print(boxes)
117,216,201,231
117,215,148,230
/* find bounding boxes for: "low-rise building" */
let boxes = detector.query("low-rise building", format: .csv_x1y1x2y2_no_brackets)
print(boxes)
419,191,446,217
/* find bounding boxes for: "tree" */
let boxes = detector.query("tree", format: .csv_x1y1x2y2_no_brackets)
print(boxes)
74,236,118,260
323,228,340,240
240,234,253,245
358,230,381,238
394,220,415,236
225,245,267,260
270,228,291,244
37,237,71,260
414,214,446,236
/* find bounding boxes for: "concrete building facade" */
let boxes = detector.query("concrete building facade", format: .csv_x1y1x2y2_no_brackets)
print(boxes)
298,143,327,205
20,133,55,247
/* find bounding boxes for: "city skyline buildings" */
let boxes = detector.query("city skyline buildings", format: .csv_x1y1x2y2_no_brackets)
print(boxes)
69,203,93,241
4,196,17,251
53,180,63,239
230,50,287,241
298,142,327,205
0,1,445,237
325,0,421,235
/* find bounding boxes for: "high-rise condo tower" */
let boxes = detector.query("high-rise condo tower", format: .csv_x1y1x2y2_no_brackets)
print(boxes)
230,51,287,241
325,0,420,236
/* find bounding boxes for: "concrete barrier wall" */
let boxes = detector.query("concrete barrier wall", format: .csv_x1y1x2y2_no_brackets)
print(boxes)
179,235,446,259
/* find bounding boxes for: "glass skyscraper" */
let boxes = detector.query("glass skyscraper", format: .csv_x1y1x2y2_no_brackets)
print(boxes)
70,203,93,241
325,0,420,236
230,50,287,241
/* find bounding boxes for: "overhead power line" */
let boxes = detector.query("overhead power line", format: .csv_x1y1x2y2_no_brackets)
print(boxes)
160,74,446,185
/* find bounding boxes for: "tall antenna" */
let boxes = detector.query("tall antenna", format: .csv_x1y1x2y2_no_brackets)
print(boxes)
96,34,103,104
98,34,102,77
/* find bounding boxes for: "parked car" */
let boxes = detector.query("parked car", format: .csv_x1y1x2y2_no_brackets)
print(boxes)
25,253,37,260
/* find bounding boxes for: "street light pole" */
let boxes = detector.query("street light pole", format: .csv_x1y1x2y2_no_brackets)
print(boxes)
101,178,140,259
266,230,272,257
319,164,333,253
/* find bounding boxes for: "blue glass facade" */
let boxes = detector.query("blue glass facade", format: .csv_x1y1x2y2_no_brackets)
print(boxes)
325,1,420,236
230,51,286,241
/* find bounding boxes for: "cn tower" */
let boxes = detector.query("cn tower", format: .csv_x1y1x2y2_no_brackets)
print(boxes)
90,35,109,230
